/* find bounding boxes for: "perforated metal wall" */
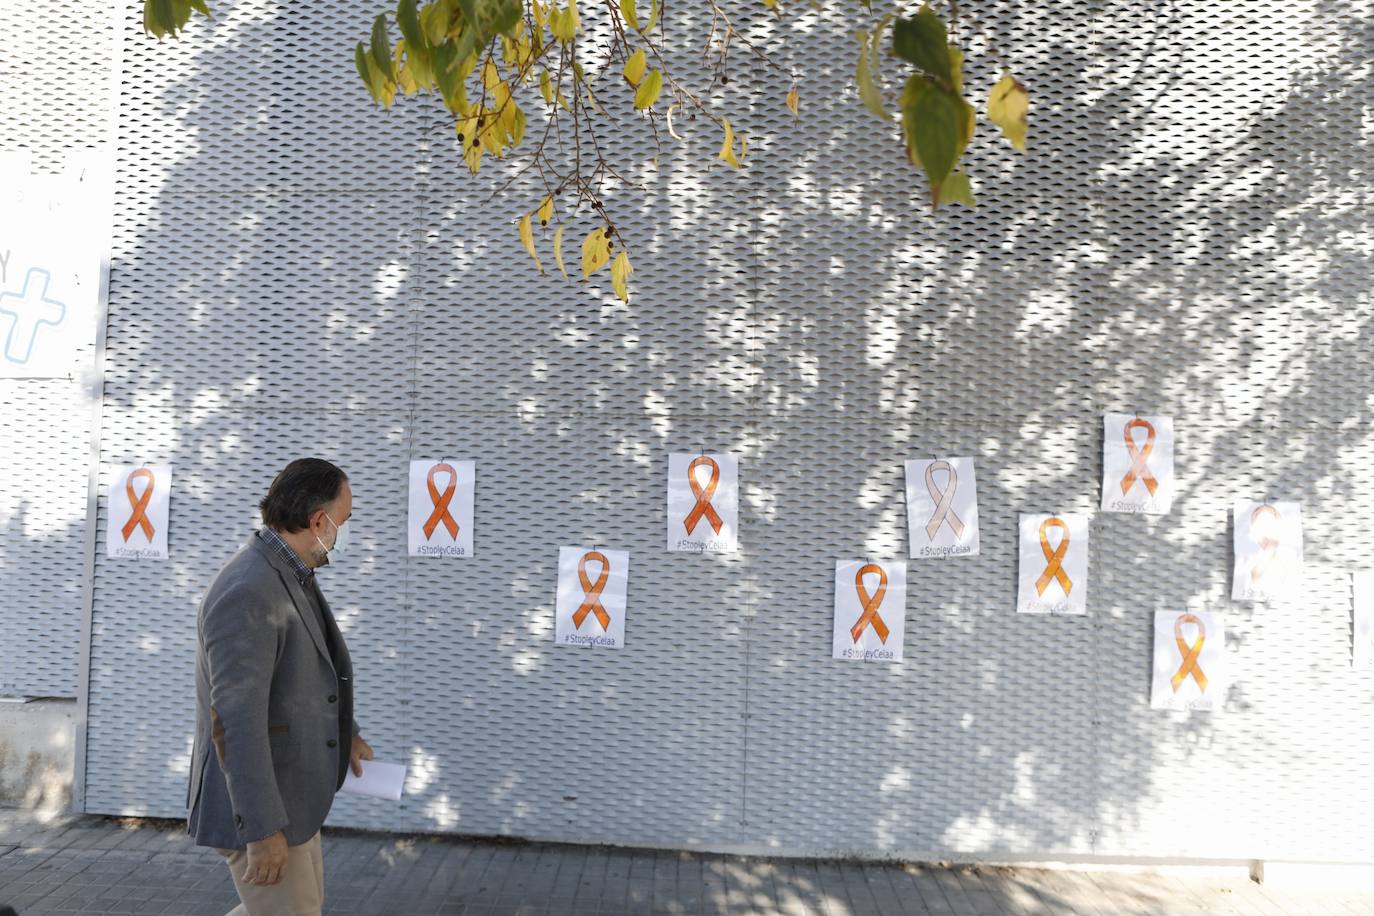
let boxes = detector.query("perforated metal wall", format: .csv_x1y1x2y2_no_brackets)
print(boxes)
69,0,1374,862
0,0,117,698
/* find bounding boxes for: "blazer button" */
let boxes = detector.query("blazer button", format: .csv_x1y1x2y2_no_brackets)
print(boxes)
327,739,338,748
235,814,244,828
328,695,337,703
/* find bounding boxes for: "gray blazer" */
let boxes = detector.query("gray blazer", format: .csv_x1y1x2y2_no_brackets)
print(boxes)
186,531,359,849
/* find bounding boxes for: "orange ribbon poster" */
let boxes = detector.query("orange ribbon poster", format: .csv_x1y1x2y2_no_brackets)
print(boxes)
833,560,906,662
1101,413,1174,514
1151,611,1224,710
1017,513,1088,615
106,464,171,560
667,452,739,552
555,546,628,649
1231,500,1302,601
408,459,476,558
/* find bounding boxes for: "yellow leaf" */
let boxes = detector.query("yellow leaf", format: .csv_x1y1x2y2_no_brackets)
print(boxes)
619,0,638,30
623,48,647,86
518,213,543,272
785,87,799,115
551,0,579,42
762,0,777,7
717,118,745,168
482,60,501,92
610,251,632,302
553,225,568,278
537,194,554,226
463,138,483,173
539,70,554,104
634,69,663,109
987,73,1029,151
580,227,612,279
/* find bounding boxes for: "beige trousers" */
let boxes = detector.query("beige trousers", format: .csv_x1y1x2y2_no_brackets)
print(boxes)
215,831,324,916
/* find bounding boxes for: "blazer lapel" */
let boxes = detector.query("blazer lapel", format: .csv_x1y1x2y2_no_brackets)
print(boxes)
251,535,334,669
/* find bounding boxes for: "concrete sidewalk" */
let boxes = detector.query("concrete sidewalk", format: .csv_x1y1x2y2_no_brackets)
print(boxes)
1,810,1370,915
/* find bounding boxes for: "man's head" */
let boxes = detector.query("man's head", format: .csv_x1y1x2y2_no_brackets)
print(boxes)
259,458,352,567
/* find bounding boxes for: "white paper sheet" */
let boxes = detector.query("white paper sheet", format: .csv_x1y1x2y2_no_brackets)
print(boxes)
1101,413,1175,514
339,759,407,801
407,458,476,557
106,464,172,560
905,457,981,559
666,452,739,552
1016,512,1089,615
1150,610,1226,712
832,559,907,662
1231,501,1303,602
554,546,629,649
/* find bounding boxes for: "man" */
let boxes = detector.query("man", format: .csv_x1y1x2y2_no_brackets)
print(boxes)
187,458,373,915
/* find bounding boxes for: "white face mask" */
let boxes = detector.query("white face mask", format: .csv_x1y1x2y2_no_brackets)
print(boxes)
314,513,349,566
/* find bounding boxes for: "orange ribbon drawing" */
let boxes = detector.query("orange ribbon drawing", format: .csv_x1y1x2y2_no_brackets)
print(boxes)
1120,418,1159,497
571,551,612,631
924,460,966,540
1250,504,1281,583
849,563,890,644
1034,517,1073,596
683,455,724,535
421,462,460,540
1169,613,1208,692
120,468,156,543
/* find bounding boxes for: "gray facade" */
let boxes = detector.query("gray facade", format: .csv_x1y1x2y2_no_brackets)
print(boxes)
2,0,1372,863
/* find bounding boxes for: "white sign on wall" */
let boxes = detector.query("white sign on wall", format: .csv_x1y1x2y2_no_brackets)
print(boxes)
1016,513,1089,615
1150,610,1226,712
831,559,907,663
407,459,476,557
106,465,171,560
904,457,981,559
666,452,739,552
1101,413,1175,514
0,149,113,378
554,547,629,649
1231,501,1303,602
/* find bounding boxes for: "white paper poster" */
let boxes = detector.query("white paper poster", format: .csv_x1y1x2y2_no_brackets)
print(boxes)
106,464,171,560
1150,610,1226,711
666,452,739,552
832,560,907,662
1016,513,1089,615
554,546,628,649
1,150,113,378
407,459,476,558
1352,571,1373,670
1231,501,1302,602
905,457,981,559
1101,413,1175,514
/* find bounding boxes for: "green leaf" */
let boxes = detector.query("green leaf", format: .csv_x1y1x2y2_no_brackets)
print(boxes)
892,6,952,86
188,0,210,17
854,30,886,120
907,84,961,191
937,171,975,208
355,42,377,96
370,14,393,81
458,0,522,44
397,0,426,50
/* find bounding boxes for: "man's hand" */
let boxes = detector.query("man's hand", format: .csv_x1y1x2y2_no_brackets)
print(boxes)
350,734,374,777
243,830,288,886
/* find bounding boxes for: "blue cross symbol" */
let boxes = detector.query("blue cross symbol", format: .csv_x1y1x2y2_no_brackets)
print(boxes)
0,267,67,365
